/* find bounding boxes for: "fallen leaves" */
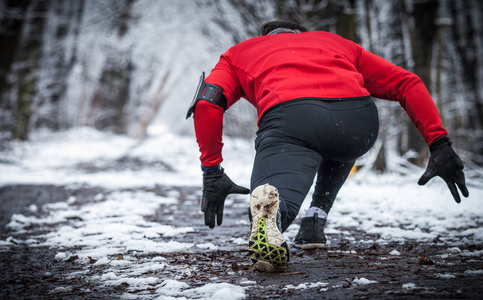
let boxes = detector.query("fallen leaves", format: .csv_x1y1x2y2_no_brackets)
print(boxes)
418,254,435,265
88,256,97,264
280,271,304,276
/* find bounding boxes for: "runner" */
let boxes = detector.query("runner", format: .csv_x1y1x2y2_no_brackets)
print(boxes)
187,20,469,271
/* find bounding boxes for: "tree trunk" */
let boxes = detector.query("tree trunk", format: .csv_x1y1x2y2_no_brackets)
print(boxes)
1,0,49,140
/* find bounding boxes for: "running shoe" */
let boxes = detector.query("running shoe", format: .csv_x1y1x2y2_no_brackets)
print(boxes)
248,184,289,271
293,214,327,249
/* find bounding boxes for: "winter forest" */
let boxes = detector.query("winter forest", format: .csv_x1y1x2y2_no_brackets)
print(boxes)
2,1,483,298
0,0,482,170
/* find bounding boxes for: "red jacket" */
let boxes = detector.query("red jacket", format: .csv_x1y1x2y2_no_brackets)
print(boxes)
194,31,447,166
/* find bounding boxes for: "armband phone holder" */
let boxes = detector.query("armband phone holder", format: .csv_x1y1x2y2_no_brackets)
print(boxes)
186,72,227,119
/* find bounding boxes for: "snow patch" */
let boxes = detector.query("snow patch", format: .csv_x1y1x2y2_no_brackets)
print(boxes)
54,252,67,261
28,204,39,213
353,277,378,285
402,283,417,290
436,273,456,279
196,243,218,250
285,282,328,290
155,281,246,300
460,250,483,257
447,247,462,253
231,238,247,245
1,127,482,299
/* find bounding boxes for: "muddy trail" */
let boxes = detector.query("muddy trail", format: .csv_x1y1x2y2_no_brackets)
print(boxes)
1,184,482,299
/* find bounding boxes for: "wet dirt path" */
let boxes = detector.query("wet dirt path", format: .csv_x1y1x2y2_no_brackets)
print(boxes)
1,184,482,299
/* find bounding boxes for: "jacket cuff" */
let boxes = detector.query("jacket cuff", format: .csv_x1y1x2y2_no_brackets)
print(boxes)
201,164,222,175
429,136,451,153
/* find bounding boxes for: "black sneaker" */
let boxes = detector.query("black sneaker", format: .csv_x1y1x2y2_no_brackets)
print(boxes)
248,184,289,272
293,214,327,249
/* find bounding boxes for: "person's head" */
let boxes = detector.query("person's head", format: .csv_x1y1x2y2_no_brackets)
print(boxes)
260,20,308,36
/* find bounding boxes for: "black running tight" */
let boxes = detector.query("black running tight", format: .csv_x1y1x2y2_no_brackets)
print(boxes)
250,98,379,232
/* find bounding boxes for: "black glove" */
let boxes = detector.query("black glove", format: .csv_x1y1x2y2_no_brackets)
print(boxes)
418,137,469,203
201,165,250,228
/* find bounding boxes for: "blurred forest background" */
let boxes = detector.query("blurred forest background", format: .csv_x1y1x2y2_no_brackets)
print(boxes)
0,0,482,171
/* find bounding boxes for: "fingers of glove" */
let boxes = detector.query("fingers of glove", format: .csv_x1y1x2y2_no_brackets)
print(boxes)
453,169,469,198
210,204,219,228
456,179,469,198
204,208,211,227
205,214,215,228
445,179,461,203
228,183,250,195
201,197,208,212
418,169,436,186
201,192,216,212
457,183,469,198
454,155,464,169
216,205,224,226
204,205,215,228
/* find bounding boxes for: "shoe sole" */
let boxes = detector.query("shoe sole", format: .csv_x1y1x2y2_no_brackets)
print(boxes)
294,242,327,250
249,184,288,272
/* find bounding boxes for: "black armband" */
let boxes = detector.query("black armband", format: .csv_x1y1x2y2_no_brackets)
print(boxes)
186,72,227,119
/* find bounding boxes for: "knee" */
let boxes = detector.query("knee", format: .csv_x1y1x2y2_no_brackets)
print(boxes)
280,201,299,232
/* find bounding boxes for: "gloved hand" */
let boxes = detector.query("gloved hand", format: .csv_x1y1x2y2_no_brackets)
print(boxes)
201,165,250,228
418,137,469,203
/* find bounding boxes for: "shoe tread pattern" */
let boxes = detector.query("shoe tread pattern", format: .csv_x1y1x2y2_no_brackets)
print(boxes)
249,217,288,270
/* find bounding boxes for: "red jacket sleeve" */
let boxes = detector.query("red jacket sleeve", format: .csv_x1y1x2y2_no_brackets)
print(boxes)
193,55,243,167
357,47,447,145
205,55,244,108
193,100,224,167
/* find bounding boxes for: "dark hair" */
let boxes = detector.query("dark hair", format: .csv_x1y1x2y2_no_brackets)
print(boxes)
260,20,308,36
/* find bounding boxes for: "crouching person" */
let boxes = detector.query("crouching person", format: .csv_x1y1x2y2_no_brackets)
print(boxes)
187,21,468,271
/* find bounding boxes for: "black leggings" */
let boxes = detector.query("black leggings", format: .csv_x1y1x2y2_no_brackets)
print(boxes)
250,98,379,232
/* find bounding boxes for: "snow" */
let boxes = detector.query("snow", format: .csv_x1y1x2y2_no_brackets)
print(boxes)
436,273,456,279
353,277,378,285
239,279,257,286
447,247,462,253
464,270,483,275
196,243,218,250
284,282,328,290
402,283,417,290
154,281,246,300
316,171,483,246
1,127,483,298
28,204,38,213
458,249,483,257
54,252,67,261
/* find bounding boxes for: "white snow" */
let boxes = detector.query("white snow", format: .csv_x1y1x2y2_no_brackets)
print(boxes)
447,247,462,254
54,252,67,261
239,279,257,286
464,270,483,275
402,283,417,290
284,282,328,290
436,273,456,279
1,127,482,299
155,281,246,300
28,204,39,213
196,243,218,250
353,277,378,285
231,238,247,245
460,250,483,257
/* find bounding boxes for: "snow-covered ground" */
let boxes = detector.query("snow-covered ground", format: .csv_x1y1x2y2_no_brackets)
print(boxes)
1,127,482,299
